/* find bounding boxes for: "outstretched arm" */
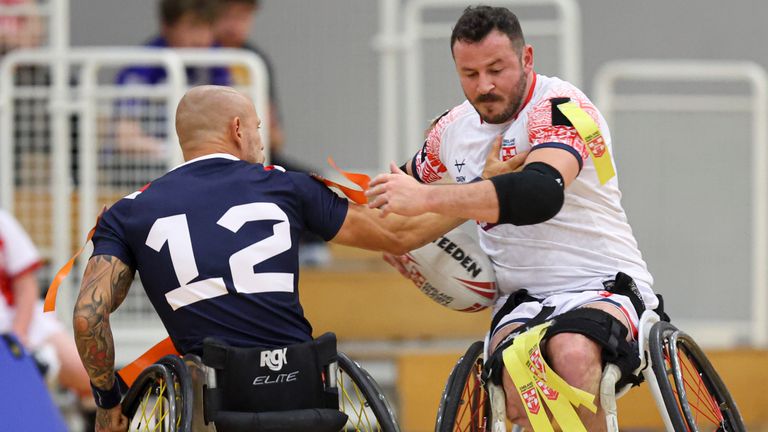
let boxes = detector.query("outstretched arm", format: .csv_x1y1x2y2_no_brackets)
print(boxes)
73,255,135,432
367,147,578,224
330,201,465,255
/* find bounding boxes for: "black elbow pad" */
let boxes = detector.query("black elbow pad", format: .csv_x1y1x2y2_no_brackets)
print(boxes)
489,162,565,225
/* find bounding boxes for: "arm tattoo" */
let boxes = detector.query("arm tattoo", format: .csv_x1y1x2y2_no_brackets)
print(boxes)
73,255,135,389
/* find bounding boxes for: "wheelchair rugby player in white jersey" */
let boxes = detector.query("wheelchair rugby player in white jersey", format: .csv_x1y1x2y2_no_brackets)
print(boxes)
366,5,667,431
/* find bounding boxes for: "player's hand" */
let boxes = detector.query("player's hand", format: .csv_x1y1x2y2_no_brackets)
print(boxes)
95,405,128,432
366,162,431,216
382,253,411,278
482,135,529,179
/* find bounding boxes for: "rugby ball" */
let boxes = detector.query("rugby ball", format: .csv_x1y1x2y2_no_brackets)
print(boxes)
402,228,497,312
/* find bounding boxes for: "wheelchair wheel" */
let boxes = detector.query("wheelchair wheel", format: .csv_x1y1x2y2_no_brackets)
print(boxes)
649,321,745,432
435,341,488,432
122,356,193,432
337,352,400,432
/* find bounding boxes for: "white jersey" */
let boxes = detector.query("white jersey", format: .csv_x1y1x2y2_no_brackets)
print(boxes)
0,209,42,306
0,210,63,348
412,73,655,305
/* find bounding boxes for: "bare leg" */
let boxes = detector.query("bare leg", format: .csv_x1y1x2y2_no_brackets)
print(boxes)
489,323,533,430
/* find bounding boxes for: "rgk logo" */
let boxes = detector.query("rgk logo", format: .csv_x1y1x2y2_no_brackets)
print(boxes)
260,348,287,372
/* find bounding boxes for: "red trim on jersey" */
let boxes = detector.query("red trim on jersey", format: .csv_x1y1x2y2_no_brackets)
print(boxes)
515,72,537,120
0,236,7,304
138,182,152,192
0,275,10,306
10,260,43,281
1,261,43,306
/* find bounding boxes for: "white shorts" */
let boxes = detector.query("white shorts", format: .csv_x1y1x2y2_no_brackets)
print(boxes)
489,288,650,346
0,300,65,349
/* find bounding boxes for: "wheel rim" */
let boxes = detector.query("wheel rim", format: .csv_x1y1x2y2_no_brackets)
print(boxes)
129,378,173,432
663,333,730,431
337,366,381,432
452,357,488,432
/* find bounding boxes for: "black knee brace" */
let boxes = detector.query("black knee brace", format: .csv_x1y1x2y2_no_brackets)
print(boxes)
544,308,642,390
484,308,642,391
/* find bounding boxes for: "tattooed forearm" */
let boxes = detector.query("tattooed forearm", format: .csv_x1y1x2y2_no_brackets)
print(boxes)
73,255,135,389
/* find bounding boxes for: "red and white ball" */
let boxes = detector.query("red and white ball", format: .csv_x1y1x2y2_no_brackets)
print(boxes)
403,228,497,312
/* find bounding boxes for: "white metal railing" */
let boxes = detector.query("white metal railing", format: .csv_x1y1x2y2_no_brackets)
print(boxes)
0,47,271,357
377,0,581,167
594,60,768,347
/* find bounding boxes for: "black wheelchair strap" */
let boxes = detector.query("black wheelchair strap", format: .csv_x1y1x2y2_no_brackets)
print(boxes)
602,272,646,316
313,332,338,366
654,294,671,322
483,305,555,386
603,272,671,323
488,289,540,335
545,308,642,390
202,339,229,370
204,387,223,424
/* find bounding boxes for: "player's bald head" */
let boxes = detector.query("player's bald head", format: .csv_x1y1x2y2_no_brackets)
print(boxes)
176,85,253,141
175,85,264,163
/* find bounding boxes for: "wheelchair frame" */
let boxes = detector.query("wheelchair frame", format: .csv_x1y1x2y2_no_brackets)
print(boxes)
121,350,400,432
436,310,746,432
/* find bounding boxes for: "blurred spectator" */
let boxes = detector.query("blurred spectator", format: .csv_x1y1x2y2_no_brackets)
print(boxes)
0,209,90,397
214,0,314,174
109,0,229,186
0,0,43,55
116,0,229,87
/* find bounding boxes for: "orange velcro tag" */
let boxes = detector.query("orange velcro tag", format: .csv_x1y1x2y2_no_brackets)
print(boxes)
312,157,371,205
117,337,179,388
43,207,106,313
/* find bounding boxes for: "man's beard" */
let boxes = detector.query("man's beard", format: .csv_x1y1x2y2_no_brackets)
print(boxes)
473,70,528,124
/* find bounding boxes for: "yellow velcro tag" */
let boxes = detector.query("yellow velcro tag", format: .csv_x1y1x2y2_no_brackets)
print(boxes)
503,335,555,432
556,102,616,185
520,326,597,413
502,322,597,432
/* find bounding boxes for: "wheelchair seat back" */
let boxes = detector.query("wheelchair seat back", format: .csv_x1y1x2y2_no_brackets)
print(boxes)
201,332,347,432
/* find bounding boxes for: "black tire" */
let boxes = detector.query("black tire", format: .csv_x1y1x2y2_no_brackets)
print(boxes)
435,341,488,432
649,321,745,432
121,356,193,432
337,352,400,432
157,355,193,432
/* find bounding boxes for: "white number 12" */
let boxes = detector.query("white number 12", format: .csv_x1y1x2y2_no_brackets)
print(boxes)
146,202,293,311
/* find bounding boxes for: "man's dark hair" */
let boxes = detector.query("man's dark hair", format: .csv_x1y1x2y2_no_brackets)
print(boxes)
450,6,525,54
159,0,220,26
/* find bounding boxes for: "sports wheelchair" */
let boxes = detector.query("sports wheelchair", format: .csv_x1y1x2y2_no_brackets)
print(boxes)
120,333,400,432
435,310,745,432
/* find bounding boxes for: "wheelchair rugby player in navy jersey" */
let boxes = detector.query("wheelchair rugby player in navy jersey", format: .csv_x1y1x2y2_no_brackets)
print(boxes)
72,85,464,431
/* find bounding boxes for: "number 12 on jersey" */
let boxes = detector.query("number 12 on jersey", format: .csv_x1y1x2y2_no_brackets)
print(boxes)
145,202,294,311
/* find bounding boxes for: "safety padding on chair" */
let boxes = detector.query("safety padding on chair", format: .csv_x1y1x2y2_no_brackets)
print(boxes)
203,332,339,417
212,408,348,432
0,333,67,432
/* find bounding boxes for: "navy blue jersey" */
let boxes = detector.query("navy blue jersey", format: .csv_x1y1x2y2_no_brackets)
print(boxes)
91,154,348,354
